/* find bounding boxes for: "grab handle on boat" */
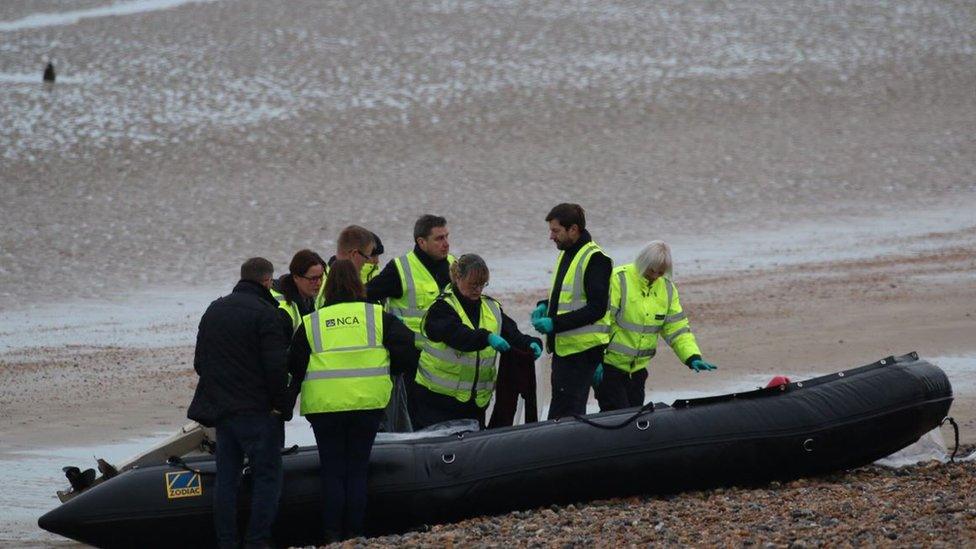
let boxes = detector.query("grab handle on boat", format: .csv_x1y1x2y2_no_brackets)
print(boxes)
802,438,814,453
441,453,456,464
636,419,651,431
166,456,214,476
571,401,655,430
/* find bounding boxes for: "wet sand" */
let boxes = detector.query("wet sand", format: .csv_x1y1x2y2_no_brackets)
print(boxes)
1,0,975,545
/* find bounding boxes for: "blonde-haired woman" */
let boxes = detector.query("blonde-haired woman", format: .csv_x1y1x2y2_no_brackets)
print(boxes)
595,240,717,412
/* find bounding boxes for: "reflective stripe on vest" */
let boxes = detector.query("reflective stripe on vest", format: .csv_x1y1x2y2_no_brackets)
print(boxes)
386,252,454,348
312,264,331,311
271,288,301,334
300,302,392,414
605,264,699,372
416,290,501,407
549,241,612,355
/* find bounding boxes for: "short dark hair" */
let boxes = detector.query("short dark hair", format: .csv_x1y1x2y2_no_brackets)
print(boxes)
240,257,273,283
413,214,447,241
370,232,384,257
323,259,365,305
289,249,326,277
545,203,586,231
337,225,374,254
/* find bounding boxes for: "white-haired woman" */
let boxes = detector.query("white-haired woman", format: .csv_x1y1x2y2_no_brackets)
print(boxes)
595,241,717,411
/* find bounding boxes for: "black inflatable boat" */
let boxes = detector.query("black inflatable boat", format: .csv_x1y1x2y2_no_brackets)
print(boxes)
38,353,952,547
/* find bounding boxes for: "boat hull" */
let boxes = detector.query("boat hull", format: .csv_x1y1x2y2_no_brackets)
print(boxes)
39,353,952,548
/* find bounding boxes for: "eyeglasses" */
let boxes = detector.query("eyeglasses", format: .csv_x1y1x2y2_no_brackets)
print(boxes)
354,249,372,260
296,274,324,282
463,280,489,290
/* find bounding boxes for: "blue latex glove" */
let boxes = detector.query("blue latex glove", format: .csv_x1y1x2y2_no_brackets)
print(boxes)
487,333,511,352
530,303,547,320
529,341,543,359
689,358,718,372
531,316,553,334
592,363,604,387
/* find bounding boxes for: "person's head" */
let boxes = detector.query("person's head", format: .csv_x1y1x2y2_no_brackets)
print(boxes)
450,254,490,301
322,259,365,305
289,249,326,299
635,240,672,282
336,225,375,271
241,257,274,289
545,203,586,250
368,232,384,265
414,214,449,260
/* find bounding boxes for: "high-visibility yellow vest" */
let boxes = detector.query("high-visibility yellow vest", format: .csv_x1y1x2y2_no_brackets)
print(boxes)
300,302,392,414
270,288,302,334
386,251,455,348
361,262,379,284
604,263,700,374
312,264,331,310
548,241,612,356
416,289,502,407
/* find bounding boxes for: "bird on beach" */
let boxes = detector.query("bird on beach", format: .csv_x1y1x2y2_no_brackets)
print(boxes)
43,61,56,84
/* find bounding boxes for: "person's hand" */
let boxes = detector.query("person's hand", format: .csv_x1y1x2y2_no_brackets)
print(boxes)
532,316,553,334
531,303,547,320
487,333,511,352
689,358,718,372
592,363,604,387
529,341,543,359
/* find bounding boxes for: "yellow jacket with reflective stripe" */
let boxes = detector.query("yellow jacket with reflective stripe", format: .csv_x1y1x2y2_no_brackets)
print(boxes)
416,288,502,407
604,263,700,373
312,264,331,311
300,301,392,414
386,251,455,347
549,241,612,356
361,262,380,284
270,288,302,334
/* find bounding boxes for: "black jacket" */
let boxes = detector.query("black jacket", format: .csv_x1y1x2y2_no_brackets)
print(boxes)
285,303,418,409
543,230,612,356
366,245,452,303
425,285,539,352
187,280,291,426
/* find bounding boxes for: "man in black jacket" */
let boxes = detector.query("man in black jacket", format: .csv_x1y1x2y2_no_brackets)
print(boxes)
366,215,453,430
531,204,612,419
188,257,290,549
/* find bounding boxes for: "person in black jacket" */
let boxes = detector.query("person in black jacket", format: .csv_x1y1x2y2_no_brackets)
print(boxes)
414,254,542,429
187,257,290,549
531,203,612,419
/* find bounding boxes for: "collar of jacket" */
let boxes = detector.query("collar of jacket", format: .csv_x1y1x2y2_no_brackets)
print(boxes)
563,229,593,257
412,244,449,272
233,279,278,306
449,284,484,329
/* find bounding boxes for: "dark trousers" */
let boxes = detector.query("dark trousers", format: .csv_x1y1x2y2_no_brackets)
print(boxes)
412,386,486,430
594,366,648,412
547,350,600,419
307,409,383,540
214,413,284,549
488,348,538,428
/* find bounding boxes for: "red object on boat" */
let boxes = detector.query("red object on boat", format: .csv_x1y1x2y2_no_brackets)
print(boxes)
766,375,792,389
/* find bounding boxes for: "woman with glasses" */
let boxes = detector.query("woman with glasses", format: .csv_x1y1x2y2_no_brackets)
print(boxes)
286,260,416,543
413,254,543,429
271,249,327,336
